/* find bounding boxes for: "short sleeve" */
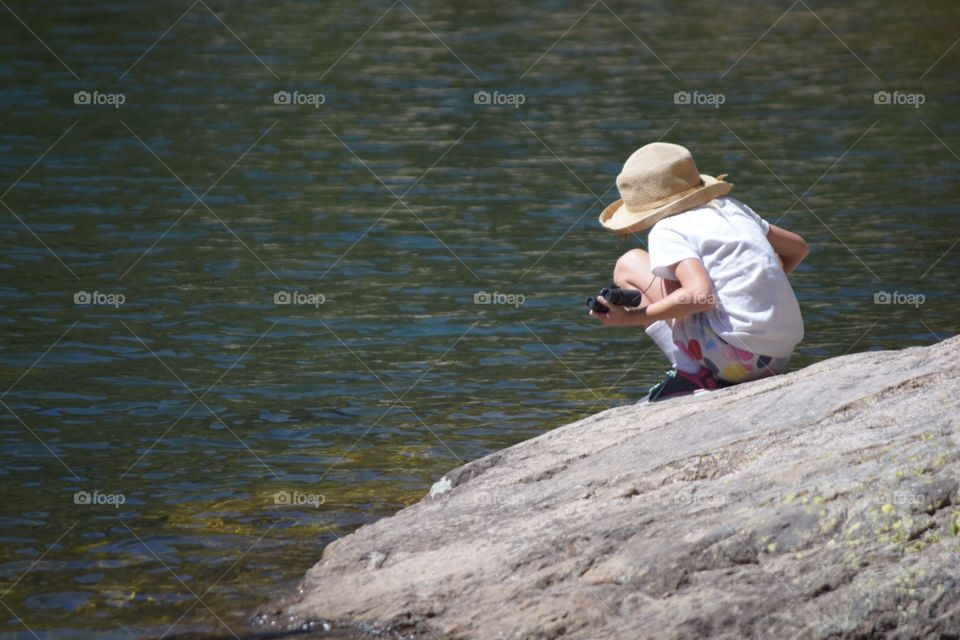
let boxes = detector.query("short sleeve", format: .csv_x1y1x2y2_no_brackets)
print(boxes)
738,200,770,234
648,221,700,280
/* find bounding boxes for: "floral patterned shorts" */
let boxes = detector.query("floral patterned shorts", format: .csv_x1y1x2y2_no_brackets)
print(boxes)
672,312,790,383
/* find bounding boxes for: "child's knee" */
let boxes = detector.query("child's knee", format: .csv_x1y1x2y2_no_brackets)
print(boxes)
613,248,651,283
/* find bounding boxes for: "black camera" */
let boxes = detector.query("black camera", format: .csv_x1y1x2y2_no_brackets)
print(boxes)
587,286,643,314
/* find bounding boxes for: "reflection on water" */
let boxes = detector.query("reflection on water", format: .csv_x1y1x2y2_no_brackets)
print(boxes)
0,0,957,637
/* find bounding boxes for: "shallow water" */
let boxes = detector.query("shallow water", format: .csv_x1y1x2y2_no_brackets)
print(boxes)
0,0,957,637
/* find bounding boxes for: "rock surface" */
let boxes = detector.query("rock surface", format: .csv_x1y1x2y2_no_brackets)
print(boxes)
264,337,960,639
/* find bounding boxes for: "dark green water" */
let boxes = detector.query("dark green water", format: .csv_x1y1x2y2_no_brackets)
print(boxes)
0,0,957,637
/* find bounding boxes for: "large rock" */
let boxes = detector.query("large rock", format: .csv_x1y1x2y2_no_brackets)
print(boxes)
262,337,960,639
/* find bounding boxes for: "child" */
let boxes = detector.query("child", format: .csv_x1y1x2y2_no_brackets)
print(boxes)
590,142,808,402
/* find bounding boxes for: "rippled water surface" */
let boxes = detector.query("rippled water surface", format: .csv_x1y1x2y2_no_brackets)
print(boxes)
0,0,958,637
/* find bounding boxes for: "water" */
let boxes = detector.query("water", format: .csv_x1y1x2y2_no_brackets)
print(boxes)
0,0,957,637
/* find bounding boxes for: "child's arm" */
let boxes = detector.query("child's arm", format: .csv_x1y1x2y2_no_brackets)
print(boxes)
767,225,809,275
593,258,714,327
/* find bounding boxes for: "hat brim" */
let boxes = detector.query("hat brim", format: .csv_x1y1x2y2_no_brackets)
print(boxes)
599,175,733,234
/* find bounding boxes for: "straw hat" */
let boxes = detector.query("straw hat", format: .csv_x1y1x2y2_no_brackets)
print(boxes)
599,143,732,233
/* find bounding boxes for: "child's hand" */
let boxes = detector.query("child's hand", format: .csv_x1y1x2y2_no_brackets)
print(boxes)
589,295,640,327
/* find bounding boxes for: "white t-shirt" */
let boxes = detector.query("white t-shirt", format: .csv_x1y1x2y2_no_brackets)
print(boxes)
648,196,803,358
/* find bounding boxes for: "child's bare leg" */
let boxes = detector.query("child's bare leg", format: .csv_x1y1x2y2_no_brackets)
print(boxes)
612,248,679,308
612,249,700,373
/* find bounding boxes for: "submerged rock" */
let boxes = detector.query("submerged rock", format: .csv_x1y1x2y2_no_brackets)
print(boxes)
264,337,960,639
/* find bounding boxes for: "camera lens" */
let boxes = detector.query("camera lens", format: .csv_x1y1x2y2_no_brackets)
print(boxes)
587,296,609,314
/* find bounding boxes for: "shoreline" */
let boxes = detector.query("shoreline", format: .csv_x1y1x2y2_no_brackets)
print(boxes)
258,337,960,639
